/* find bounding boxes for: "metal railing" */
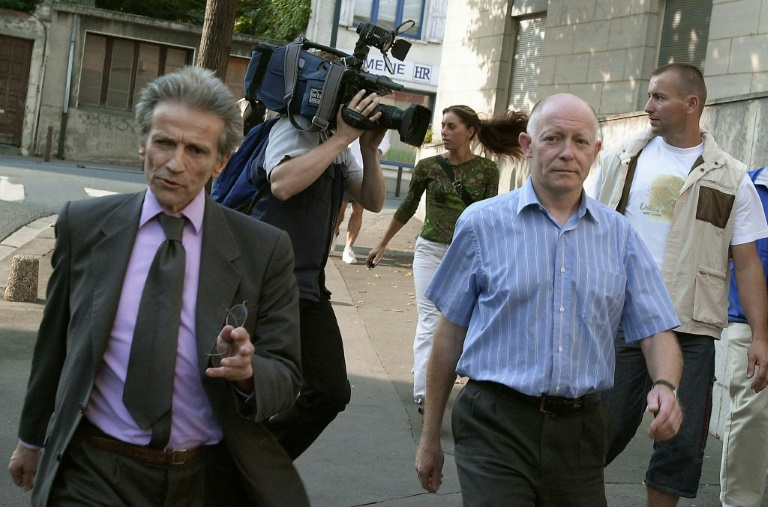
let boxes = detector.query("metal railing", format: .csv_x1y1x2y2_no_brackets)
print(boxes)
381,160,414,197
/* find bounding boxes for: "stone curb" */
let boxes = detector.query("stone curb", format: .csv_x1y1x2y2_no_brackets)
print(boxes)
0,215,57,293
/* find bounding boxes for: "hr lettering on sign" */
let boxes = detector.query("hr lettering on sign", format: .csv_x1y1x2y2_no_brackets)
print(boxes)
413,65,431,82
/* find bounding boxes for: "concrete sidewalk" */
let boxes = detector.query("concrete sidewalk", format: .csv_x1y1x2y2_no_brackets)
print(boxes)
0,198,758,506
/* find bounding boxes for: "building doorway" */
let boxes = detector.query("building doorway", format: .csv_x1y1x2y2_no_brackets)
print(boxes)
0,35,33,145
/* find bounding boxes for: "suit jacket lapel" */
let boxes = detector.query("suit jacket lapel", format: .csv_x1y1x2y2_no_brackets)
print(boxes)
195,197,242,364
88,192,145,364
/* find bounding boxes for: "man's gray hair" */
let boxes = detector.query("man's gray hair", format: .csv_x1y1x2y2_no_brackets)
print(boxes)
135,66,244,159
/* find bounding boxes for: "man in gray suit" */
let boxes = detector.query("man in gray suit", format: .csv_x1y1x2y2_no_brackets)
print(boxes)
7,67,307,506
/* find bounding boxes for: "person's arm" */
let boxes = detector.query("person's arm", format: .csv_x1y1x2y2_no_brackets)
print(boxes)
269,90,381,201
345,126,387,212
206,230,301,419
377,130,391,158
10,204,75,490
639,330,683,441
731,241,768,392
365,160,430,267
365,217,406,267
621,224,682,440
483,161,500,199
415,317,467,493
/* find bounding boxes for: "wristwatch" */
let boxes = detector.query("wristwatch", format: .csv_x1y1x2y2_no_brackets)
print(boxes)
653,379,678,399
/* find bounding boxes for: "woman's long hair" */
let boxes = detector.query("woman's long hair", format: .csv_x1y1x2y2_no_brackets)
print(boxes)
442,105,528,161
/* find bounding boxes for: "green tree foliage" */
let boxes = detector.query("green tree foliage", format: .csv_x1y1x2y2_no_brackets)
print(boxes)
0,0,43,13
91,0,310,42
235,0,311,41
95,0,207,24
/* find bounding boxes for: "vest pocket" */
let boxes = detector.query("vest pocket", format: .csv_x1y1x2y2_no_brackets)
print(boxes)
695,185,735,229
692,265,728,327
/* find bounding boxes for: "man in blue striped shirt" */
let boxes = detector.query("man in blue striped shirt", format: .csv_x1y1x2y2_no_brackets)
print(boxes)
414,93,683,506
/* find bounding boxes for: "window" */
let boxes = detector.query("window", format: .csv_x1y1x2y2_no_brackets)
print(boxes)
380,90,433,165
657,0,712,69
78,33,193,111
353,0,424,38
224,56,250,100
508,14,546,113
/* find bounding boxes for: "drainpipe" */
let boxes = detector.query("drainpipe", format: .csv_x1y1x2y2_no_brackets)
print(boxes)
329,0,342,48
29,11,47,157
57,14,77,159
311,0,322,41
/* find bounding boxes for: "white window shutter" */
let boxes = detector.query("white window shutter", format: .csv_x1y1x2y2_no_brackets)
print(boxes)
425,0,446,42
340,0,355,26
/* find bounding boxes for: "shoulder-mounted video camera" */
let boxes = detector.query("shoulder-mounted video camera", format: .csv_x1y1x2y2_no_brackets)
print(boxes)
243,20,431,147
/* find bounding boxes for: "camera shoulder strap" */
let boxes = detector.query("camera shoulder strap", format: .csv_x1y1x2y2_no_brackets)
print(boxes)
435,155,475,207
282,41,312,131
311,62,345,131
283,40,345,133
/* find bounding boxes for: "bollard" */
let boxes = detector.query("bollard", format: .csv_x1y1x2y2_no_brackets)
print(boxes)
44,126,53,162
4,254,39,302
395,166,403,197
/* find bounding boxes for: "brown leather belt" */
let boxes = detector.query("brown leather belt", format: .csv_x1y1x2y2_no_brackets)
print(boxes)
88,436,203,465
470,380,600,414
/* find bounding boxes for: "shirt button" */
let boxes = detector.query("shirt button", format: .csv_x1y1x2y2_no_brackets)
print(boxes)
559,307,565,312
560,267,566,273
555,386,560,392
558,346,563,352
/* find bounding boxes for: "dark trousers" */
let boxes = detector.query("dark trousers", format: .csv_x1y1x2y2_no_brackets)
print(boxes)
453,381,608,507
601,332,714,498
49,418,249,506
266,296,351,459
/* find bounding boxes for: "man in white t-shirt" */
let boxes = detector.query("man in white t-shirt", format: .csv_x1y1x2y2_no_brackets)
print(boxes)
335,133,391,263
591,62,768,506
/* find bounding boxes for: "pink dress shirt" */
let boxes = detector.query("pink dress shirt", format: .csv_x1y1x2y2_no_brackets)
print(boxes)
86,189,223,448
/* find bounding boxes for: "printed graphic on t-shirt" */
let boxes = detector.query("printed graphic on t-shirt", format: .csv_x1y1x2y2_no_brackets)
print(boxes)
639,174,685,222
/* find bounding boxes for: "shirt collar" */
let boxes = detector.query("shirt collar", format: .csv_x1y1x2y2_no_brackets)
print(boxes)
516,177,597,223
140,189,205,233
755,167,768,189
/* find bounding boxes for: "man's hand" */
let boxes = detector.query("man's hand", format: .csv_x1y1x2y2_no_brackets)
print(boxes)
747,334,768,392
205,325,255,393
8,442,41,491
415,437,444,493
336,89,382,142
646,384,682,441
360,126,388,156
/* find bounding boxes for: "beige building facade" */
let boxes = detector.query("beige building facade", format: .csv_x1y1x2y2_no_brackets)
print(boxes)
435,0,768,118
0,2,268,164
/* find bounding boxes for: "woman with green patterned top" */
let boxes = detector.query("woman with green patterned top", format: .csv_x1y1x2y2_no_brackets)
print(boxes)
366,105,528,408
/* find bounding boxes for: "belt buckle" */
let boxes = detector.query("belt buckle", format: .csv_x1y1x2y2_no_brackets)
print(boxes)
540,397,555,414
169,449,189,465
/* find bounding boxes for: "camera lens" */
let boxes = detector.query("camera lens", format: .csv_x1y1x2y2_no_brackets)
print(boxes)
372,104,430,147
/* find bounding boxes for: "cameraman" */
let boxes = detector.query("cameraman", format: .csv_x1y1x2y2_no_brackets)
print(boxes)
256,89,387,459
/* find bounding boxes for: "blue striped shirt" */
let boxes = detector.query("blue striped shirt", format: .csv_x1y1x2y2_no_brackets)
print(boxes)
425,178,680,398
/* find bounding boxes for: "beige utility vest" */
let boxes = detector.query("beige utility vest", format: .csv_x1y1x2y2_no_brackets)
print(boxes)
597,129,745,338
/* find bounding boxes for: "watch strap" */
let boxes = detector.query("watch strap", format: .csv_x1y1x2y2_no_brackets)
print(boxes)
653,379,677,397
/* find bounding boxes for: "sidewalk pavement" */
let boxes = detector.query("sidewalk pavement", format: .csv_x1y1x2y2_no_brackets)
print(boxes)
0,197,751,506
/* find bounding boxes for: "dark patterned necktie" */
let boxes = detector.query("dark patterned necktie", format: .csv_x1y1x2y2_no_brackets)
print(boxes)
123,213,186,449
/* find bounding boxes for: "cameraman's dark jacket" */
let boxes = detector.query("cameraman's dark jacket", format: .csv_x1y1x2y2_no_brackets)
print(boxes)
250,152,346,302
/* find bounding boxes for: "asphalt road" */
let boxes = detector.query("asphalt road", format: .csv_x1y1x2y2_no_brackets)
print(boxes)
0,154,146,242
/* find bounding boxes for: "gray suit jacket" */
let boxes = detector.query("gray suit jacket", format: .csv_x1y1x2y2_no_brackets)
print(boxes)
17,191,308,506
